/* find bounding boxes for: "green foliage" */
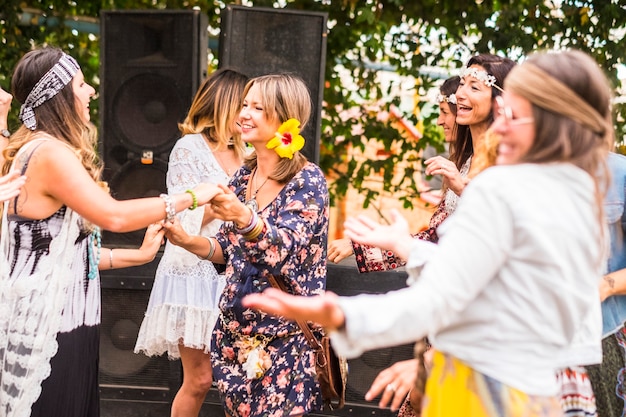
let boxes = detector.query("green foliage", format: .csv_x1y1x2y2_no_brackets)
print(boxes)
1,0,626,209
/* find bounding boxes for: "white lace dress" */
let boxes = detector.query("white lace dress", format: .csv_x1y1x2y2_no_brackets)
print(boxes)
134,133,231,359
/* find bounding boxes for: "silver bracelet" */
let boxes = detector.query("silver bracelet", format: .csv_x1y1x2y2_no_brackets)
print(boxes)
198,236,216,260
159,193,176,222
206,237,216,260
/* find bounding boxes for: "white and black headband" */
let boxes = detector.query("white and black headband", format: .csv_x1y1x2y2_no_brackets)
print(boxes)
18,53,80,130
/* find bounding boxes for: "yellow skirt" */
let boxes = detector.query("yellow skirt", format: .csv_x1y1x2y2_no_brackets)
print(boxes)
422,351,562,417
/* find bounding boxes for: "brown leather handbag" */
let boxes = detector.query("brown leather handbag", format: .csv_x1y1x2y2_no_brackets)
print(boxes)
267,275,348,410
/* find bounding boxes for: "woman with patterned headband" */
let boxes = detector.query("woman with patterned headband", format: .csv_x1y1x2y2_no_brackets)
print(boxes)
242,49,611,416
0,47,221,417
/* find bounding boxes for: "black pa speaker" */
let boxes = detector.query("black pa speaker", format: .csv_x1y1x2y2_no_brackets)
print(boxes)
99,10,208,247
99,260,178,398
99,262,412,417
218,5,327,164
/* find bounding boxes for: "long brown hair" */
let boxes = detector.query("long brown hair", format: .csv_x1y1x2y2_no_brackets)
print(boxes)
3,47,101,181
506,50,611,245
450,54,516,171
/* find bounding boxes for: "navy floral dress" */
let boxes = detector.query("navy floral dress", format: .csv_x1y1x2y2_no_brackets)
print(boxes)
212,162,329,417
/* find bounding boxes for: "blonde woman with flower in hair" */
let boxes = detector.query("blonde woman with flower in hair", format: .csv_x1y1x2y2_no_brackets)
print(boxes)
242,49,611,417
0,47,221,417
134,67,249,417
163,74,330,417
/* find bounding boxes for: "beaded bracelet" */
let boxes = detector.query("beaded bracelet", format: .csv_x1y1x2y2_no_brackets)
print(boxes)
185,189,198,210
159,193,176,222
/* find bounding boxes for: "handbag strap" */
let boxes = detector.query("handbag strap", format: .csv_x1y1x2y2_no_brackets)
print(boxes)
266,274,322,351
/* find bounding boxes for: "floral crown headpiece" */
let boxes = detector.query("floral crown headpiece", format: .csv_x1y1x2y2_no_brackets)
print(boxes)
460,66,504,92
436,93,457,105
266,118,305,159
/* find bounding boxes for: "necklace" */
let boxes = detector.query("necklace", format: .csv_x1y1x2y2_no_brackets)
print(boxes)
207,135,239,177
245,167,270,212
210,144,237,177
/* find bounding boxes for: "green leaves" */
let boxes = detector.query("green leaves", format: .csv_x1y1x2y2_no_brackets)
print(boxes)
2,0,626,211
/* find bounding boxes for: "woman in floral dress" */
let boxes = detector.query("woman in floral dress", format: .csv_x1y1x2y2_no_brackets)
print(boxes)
164,74,329,417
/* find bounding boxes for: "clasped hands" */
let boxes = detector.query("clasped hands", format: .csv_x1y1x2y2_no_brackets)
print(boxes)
189,183,252,228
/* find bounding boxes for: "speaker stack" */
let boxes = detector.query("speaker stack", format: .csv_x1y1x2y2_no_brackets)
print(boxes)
99,9,208,247
218,5,327,164
98,9,207,415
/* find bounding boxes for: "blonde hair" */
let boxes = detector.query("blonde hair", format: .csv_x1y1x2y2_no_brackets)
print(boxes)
178,68,249,159
242,74,312,183
506,49,612,263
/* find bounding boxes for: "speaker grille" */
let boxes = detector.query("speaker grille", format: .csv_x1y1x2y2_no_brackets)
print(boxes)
99,10,207,247
100,287,170,387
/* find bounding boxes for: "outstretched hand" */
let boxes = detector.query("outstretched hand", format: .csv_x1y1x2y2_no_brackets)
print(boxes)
242,288,346,331
162,217,190,248
192,183,224,206
424,156,467,195
343,209,412,260
209,183,251,225
0,87,12,123
138,222,165,259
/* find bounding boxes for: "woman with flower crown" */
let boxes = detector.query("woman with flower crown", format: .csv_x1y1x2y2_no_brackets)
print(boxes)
163,74,330,417
0,47,221,417
327,75,461,264
329,55,516,270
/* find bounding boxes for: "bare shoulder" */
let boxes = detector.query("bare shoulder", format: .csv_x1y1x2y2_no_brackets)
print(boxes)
23,137,79,165
9,139,85,191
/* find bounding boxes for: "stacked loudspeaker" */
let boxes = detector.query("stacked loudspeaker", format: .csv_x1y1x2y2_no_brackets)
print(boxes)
98,10,207,414
98,7,412,417
99,9,207,247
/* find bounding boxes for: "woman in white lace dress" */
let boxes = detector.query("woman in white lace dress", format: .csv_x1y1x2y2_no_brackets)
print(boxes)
0,47,219,417
134,68,249,417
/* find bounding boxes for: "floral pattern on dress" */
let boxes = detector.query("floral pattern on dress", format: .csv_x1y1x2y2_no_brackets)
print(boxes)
212,162,329,417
